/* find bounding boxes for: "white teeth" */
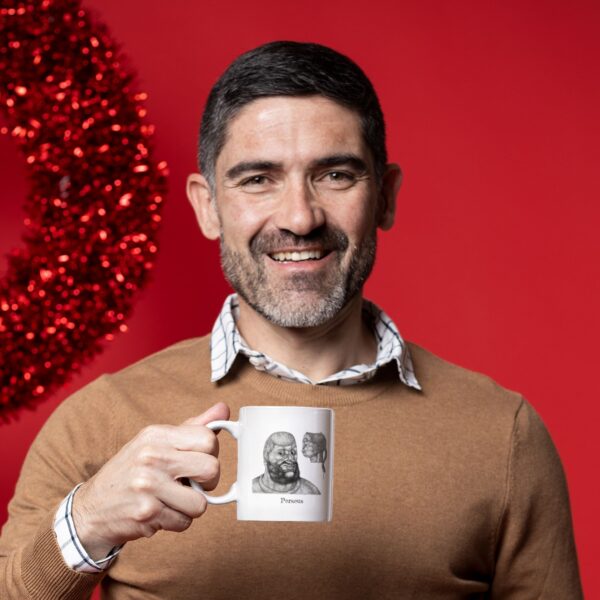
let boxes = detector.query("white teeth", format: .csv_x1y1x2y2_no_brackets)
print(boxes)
271,250,324,262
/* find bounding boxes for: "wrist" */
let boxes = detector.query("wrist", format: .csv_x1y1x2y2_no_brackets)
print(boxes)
72,482,120,561
54,485,123,573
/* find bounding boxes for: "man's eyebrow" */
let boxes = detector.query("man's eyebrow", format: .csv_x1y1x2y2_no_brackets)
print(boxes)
224,160,283,180
310,154,369,172
223,155,369,180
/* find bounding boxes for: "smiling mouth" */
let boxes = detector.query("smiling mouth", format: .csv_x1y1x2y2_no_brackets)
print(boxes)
269,249,329,262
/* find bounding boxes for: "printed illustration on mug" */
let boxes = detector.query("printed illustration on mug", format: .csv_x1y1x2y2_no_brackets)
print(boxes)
252,431,322,495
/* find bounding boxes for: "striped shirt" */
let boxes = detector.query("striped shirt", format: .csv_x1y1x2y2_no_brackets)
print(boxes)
54,484,122,573
211,294,421,390
55,293,420,572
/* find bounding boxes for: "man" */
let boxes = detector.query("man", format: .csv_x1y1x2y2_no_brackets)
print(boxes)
252,432,321,494
0,41,583,598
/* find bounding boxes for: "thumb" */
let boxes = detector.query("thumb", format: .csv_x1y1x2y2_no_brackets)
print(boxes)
182,402,230,426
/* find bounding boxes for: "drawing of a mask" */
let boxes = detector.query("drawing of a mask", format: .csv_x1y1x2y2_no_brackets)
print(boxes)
302,432,327,474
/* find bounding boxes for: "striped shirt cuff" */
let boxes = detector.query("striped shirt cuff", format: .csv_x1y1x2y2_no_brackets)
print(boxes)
53,483,123,573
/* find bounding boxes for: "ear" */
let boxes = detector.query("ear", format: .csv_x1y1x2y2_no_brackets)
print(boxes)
377,163,402,231
186,173,221,240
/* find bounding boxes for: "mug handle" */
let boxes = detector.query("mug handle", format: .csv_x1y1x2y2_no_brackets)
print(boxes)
188,420,240,505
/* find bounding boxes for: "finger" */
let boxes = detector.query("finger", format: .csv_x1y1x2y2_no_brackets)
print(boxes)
137,423,220,454
155,504,202,534
182,402,230,426
187,474,220,492
154,479,209,520
173,449,221,491
141,447,221,485
187,460,221,492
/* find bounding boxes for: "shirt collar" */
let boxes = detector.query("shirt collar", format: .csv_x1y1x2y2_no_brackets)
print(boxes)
210,293,421,390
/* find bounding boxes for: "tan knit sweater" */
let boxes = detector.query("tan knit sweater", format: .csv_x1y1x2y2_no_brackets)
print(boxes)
0,336,583,599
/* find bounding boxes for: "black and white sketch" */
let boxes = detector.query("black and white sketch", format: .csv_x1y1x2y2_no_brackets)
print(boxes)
252,432,321,495
302,432,328,474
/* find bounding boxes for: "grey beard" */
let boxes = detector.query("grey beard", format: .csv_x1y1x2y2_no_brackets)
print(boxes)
219,226,377,328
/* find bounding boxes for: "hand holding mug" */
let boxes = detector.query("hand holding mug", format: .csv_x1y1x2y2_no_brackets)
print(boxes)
72,402,230,560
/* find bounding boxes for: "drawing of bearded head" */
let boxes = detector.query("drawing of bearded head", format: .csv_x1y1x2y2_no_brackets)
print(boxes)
263,432,300,485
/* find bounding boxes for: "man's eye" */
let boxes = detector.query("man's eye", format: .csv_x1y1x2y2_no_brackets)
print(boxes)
328,171,352,180
240,175,268,186
319,171,357,189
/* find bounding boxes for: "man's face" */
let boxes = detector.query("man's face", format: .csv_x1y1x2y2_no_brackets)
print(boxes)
266,442,299,484
208,96,385,328
302,435,318,458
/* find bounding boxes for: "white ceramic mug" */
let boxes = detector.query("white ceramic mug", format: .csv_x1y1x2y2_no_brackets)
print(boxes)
190,406,334,522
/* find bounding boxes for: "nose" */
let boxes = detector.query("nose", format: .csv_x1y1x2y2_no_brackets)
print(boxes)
273,178,325,236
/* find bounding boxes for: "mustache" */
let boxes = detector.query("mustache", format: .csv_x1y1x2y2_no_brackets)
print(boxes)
268,460,300,484
250,226,349,257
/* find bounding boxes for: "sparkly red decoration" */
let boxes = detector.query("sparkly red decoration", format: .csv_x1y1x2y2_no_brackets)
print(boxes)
0,0,168,421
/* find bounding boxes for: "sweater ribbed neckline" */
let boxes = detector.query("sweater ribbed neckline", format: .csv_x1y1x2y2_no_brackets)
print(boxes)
216,354,419,407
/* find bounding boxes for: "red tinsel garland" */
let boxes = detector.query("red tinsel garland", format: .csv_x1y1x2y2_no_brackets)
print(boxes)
0,0,168,421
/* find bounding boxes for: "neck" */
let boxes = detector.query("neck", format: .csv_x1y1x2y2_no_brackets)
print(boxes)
236,294,377,382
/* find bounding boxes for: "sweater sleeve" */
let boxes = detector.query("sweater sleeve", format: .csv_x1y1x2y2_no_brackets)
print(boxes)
490,399,583,598
0,376,118,599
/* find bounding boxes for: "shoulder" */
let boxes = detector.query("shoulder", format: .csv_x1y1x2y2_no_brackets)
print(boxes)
404,341,565,480
406,341,524,418
402,342,568,500
399,341,536,466
44,335,214,450
298,478,321,495
109,334,212,385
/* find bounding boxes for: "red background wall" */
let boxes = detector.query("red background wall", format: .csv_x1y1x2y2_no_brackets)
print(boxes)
1,0,598,595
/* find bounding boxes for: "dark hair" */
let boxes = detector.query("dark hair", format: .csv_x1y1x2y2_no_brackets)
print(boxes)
198,41,387,188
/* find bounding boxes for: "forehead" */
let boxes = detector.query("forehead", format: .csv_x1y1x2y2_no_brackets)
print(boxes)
217,96,367,169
